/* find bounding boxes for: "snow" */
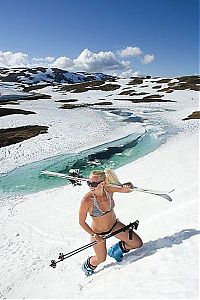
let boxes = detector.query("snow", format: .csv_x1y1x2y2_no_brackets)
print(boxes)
0,77,198,175
0,76,199,299
0,131,199,299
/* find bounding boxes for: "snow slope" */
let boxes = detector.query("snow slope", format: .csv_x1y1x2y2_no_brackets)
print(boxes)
0,131,199,299
0,74,199,299
0,76,199,174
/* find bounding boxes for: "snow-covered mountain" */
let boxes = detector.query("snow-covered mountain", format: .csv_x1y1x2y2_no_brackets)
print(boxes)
0,67,115,85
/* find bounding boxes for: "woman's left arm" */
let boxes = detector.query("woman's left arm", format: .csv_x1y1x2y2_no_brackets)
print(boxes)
107,182,134,193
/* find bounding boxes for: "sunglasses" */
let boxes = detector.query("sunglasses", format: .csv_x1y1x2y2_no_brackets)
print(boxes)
87,180,103,187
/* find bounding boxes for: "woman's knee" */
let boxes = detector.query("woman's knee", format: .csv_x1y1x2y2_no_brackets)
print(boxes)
136,239,143,248
128,237,143,249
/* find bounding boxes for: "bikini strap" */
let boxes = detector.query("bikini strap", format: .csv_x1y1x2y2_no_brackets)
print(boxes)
104,189,113,206
93,193,99,208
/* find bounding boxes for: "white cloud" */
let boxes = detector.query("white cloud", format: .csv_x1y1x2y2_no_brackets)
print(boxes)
0,50,28,67
121,69,140,78
31,56,55,67
51,56,73,69
32,56,55,63
49,49,129,74
0,47,155,76
73,49,125,72
119,46,142,57
142,54,155,64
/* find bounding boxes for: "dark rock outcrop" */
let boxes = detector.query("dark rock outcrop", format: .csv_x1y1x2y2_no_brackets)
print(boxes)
0,125,48,147
0,108,36,117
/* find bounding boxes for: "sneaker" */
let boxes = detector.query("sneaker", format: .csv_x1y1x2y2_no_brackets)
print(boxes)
108,242,124,262
82,257,96,276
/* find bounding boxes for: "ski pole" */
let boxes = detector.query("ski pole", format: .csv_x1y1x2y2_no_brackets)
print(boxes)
50,220,139,268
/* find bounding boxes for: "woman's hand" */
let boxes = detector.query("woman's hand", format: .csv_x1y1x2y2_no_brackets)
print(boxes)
91,233,104,243
122,182,134,190
108,181,134,193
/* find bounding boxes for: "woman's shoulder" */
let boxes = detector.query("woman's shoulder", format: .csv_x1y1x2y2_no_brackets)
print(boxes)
82,191,93,203
104,186,114,195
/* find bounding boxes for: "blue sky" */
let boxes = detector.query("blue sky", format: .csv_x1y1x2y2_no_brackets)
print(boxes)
0,0,199,77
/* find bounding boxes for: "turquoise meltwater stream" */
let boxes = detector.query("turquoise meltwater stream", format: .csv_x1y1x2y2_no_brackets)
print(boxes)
0,109,179,196
0,130,173,196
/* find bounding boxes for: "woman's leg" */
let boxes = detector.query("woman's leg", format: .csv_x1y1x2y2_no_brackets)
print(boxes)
112,220,143,250
90,238,107,267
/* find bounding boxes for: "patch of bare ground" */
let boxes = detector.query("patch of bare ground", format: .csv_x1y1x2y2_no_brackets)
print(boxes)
143,94,163,99
1,93,51,101
0,125,48,147
98,84,120,91
166,76,199,91
119,90,148,96
22,93,52,100
122,87,136,90
22,84,52,92
113,98,176,103
177,75,200,84
60,102,113,109
131,92,149,96
55,99,78,103
119,90,137,95
157,87,174,93
60,81,120,93
152,85,162,89
156,79,172,83
0,101,19,105
182,111,200,120
126,78,143,85
0,108,36,117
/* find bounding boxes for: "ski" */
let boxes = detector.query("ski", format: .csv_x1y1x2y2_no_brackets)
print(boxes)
41,170,87,181
110,184,173,201
41,170,173,201
131,187,173,201
132,186,175,195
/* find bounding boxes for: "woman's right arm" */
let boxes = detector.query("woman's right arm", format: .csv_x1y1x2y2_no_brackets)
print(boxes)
79,197,95,236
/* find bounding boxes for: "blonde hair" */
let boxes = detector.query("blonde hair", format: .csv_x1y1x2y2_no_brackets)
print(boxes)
90,169,122,186
90,170,106,181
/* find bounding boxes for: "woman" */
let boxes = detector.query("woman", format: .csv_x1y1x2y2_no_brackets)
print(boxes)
79,169,143,276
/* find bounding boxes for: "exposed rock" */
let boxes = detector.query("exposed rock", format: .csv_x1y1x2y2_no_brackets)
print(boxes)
0,108,36,117
22,84,52,92
143,94,163,99
127,78,143,85
130,98,176,103
157,87,174,93
55,99,78,103
152,85,162,89
119,90,134,95
0,125,48,147
113,98,176,103
168,76,200,91
0,100,19,105
0,93,51,101
60,102,113,109
182,111,200,120
156,78,172,83
60,81,120,93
